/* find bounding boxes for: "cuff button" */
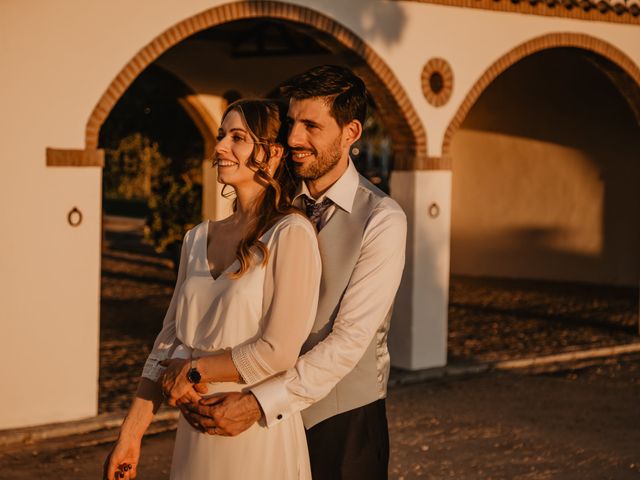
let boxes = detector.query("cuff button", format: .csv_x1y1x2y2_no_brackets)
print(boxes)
277,414,283,420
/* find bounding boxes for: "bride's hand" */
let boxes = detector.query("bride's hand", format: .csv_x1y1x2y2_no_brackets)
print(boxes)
159,358,194,407
175,383,207,406
103,436,140,479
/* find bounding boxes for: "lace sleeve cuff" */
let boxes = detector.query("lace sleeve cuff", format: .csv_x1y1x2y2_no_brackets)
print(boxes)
232,344,273,385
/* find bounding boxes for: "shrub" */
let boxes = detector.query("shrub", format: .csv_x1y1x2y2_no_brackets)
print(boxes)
103,132,202,257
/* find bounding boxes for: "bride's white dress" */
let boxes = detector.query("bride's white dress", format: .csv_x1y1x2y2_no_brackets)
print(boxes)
141,214,321,479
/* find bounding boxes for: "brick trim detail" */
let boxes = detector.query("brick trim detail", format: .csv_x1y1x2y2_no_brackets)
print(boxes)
46,148,104,167
396,0,640,25
415,155,451,170
443,32,640,157
85,1,428,170
422,58,454,108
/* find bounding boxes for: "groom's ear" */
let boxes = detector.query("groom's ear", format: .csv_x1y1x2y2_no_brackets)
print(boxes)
268,144,284,175
342,119,363,148
269,144,284,160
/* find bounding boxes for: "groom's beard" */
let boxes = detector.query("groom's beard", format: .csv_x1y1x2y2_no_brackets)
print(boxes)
291,135,342,180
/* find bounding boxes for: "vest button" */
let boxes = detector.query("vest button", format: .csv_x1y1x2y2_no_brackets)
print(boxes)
277,414,283,420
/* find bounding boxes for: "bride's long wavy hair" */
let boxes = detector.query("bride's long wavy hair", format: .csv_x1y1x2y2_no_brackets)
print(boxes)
216,99,303,278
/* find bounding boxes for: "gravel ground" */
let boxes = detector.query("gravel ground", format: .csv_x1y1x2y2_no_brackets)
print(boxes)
387,354,640,479
99,218,177,413
448,277,638,364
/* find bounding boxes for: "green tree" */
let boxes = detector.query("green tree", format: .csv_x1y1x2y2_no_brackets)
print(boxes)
144,167,202,254
104,133,167,200
104,132,202,257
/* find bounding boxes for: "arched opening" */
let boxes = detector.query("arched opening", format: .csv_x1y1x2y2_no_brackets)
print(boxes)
447,44,640,364
90,3,424,412
98,65,211,412
85,2,427,168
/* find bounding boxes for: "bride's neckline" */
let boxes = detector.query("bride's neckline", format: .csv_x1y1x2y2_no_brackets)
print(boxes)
203,215,298,280
204,220,239,281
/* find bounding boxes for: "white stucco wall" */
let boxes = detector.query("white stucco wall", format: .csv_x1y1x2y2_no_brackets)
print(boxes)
1,0,638,428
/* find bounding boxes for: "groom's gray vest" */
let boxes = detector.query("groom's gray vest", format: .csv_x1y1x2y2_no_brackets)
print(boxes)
300,175,393,429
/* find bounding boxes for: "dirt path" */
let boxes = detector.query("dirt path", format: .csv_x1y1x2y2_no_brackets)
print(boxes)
387,353,640,479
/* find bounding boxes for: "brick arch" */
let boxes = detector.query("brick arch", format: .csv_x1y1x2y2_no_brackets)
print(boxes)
442,32,640,157
85,1,427,170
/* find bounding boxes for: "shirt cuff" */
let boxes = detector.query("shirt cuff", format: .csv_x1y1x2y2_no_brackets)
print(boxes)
250,373,292,427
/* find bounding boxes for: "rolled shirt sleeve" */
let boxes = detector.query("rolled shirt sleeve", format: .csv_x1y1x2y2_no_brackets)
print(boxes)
232,216,322,385
140,229,192,382
252,200,407,426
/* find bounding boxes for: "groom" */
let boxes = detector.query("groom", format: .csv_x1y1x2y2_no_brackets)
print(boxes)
184,65,406,479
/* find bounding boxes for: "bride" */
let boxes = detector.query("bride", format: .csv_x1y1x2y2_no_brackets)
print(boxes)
104,99,320,480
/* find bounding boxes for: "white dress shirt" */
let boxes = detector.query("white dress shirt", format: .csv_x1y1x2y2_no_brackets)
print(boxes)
251,160,407,427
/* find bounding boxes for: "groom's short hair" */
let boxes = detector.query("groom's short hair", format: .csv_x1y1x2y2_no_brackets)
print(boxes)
280,65,367,128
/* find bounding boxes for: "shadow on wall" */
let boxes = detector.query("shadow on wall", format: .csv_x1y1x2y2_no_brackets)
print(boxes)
454,226,631,284
450,48,640,286
306,0,407,47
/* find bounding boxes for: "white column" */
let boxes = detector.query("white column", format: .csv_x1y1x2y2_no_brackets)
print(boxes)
389,170,452,370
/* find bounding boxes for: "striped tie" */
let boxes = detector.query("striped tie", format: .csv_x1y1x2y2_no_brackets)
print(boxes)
304,196,333,231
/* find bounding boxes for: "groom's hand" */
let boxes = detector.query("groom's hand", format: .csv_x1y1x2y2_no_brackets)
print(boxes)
181,392,262,436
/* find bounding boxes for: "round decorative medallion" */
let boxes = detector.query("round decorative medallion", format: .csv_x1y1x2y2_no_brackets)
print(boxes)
421,58,454,107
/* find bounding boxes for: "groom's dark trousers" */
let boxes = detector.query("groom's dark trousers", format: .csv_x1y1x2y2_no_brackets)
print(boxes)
305,399,389,480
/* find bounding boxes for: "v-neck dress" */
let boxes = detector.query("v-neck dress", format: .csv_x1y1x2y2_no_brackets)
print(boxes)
140,214,321,480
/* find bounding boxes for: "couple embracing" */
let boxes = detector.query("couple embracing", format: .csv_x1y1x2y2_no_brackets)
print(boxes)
104,65,407,480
